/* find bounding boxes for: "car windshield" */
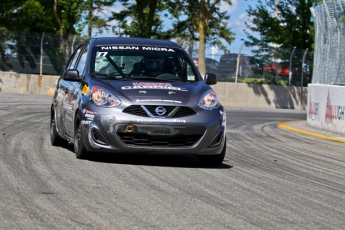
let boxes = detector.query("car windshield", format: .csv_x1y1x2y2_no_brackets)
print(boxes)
90,46,198,82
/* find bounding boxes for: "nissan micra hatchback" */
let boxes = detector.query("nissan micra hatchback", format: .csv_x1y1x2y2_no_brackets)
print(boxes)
50,37,226,166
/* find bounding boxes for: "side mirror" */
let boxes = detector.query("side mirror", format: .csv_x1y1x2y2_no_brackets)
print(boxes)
204,73,217,85
63,69,80,81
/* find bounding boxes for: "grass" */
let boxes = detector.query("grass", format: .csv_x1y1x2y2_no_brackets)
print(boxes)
217,74,309,86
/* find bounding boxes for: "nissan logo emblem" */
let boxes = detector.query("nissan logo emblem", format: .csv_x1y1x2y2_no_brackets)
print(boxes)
155,106,166,115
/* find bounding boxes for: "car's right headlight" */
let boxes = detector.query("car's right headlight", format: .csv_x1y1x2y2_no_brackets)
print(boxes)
198,89,220,110
90,86,121,107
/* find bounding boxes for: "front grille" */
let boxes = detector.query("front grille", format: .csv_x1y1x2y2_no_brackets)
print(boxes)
115,125,205,147
117,133,202,146
123,105,149,117
123,105,196,118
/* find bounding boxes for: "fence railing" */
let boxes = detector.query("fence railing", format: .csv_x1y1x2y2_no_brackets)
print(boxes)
0,31,86,75
0,30,313,86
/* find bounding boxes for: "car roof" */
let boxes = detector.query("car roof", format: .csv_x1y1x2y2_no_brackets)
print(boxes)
90,37,181,48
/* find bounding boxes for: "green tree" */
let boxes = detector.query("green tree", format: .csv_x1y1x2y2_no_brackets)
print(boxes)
0,0,26,29
0,0,88,73
110,0,168,38
167,0,234,76
243,0,318,84
244,0,317,55
166,0,199,56
198,0,234,76
83,0,117,37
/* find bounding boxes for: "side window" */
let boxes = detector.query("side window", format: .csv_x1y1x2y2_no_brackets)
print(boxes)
76,44,88,77
186,62,196,81
67,44,83,69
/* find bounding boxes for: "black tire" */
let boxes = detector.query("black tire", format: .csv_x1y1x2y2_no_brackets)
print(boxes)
50,108,67,146
198,139,226,167
74,114,89,159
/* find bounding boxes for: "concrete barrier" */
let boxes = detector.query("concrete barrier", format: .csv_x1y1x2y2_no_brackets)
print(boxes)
307,84,345,135
0,71,308,110
212,82,307,110
0,71,59,96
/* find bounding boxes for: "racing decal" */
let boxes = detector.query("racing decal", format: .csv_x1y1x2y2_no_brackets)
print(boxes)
82,85,89,95
142,47,175,52
97,52,108,57
137,118,186,123
308,101,319,117
122,82,188,92
134,82,173,87
135,99,182,104
325,90,345,122
82,120,92,125
83,109,95,120
101,46,140,50
100,46,175,52
83,108,95,115
63,103,73,112
85,113,95,120
65,92,73,101
220,110,226,127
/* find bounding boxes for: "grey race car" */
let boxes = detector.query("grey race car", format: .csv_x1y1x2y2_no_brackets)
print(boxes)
50,37,226,166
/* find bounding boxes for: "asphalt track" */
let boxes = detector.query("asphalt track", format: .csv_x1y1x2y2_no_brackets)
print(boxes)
0,93,344,230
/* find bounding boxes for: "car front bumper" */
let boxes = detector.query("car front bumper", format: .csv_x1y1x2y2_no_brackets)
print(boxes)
80,105,226,156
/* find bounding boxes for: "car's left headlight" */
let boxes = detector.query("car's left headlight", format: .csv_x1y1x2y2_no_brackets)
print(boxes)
198,89,220,110
90,86,121,107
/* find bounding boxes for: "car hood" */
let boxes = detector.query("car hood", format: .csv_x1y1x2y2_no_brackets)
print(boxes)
90,79,212,105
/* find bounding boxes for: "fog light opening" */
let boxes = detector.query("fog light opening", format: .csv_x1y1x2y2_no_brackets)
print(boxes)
208,132,223,148
91,128,108,145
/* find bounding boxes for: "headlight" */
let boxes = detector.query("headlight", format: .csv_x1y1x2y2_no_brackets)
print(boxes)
90,87,121,107
198,89,220,110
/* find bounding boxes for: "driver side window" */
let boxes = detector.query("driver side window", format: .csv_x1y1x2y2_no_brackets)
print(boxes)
76,45,88,77
67,45,83,69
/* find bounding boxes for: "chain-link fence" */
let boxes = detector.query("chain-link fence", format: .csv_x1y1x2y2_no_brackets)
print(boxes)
0,30,313,86
0,31,86,75
201,47,313,86
311,0,345,85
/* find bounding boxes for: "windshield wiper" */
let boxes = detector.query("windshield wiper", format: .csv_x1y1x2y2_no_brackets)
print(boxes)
127,75,183,82
91,72,124,79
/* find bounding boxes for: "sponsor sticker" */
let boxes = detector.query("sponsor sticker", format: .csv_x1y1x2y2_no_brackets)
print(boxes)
135,99,182,104
63,103,73,112
100,46,175,52
83,108,95,115
137,118,186,123
85,113,95,120
122,82,188,92
82,85,89,95
81,120,92,125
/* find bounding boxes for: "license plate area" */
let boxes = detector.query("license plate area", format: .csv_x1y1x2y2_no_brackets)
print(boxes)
114,124,206,146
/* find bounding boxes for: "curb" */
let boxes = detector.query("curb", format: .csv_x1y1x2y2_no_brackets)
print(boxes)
278,121,345,143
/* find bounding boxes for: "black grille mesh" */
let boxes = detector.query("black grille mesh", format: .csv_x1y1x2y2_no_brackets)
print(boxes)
117,133,202,146
123,105,196,118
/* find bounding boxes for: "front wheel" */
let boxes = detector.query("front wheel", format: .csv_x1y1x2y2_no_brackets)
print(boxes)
74,114,89,159
198,139,226,167
50,108,67,146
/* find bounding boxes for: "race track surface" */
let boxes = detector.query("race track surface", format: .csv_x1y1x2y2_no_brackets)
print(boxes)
0,93,344,230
